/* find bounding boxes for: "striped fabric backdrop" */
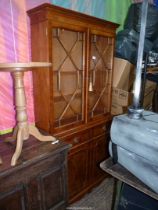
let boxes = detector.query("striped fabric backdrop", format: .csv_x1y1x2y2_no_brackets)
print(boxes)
0,0,107,134
0,0,136,134
132,0,154,3
0,0,50,134
51,0,106,19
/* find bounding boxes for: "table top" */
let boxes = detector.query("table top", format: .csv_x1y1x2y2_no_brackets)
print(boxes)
0,62,52,72
100,158,158,201
0,131,70,175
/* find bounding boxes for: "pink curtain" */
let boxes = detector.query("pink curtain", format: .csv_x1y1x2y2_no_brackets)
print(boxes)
0,0,49,134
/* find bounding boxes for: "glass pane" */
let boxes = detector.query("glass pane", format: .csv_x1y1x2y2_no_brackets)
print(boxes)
52,28,84,128
88,34,113,119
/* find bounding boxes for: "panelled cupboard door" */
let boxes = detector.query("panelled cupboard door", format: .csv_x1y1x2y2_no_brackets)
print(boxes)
92,134,109,181
88,32,114,121
37,166,67,210
68,142,89,201
52,26,87,130
0,185,26,210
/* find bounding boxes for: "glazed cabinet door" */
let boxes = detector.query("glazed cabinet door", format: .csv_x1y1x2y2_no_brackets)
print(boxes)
88,32,114,120
52,27,87,130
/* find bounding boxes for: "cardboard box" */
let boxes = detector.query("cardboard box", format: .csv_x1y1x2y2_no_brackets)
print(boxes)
113,57,135,91
145,80,156,95
143,90,154,109
111,87,133,115
111,58,157,115
143,80,156,109
111,87,155,115
111,80,156,114
111,103,130,115
112,87,129,107
111,103,123,115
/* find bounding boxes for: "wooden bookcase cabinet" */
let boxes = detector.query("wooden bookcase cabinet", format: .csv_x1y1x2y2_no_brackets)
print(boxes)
28,4,118,202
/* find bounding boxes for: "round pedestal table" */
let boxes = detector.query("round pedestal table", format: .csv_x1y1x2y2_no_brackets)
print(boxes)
0,62,56,166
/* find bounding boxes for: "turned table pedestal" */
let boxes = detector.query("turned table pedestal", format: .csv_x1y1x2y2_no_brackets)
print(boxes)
0,62,57,166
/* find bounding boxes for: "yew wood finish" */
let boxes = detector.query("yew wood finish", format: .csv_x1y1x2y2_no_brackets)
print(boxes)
0,134,70,210
28,3,118,202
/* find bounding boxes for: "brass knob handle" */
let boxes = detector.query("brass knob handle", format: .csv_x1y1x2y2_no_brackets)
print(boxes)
102,125,106,131
73,137,79,144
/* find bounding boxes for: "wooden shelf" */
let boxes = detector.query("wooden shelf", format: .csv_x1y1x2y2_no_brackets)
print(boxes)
53,70,83,73
0,62,51,72
54,114,83,128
